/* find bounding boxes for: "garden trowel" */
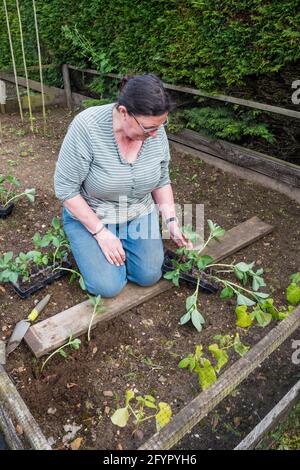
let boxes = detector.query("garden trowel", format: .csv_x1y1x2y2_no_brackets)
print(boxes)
5,294,51,358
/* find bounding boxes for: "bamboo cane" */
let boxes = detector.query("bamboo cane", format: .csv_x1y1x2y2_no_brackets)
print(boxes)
16,0,34,132
32,0,46,133
3,0,23,121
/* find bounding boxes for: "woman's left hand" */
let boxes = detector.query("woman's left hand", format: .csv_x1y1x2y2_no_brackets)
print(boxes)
168,221,193,250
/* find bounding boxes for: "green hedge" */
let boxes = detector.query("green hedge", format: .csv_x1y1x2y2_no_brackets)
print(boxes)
0,0,299,91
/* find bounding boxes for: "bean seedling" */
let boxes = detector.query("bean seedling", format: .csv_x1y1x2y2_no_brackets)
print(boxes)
0,174,35,208
178,333,249,391
41,335,81,372
87,295,106,341
164,219,270,331
111,389,172,434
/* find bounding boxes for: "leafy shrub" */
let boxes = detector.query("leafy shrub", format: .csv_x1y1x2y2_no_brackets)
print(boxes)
0,0,299,91
170,106,275,143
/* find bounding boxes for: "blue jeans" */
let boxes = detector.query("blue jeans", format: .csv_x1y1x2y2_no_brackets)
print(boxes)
62,207,164,298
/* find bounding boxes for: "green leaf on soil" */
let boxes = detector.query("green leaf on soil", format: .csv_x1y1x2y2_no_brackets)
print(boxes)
111,407,129,427
236,305,253,328
197,255,213,271
191,309,205,332
233,333,250,356
180,311,191,325
156,402,172,431
197,358,217,390
237,293,256,306
208,343,229,373
220,286,234,299
286,283,300,305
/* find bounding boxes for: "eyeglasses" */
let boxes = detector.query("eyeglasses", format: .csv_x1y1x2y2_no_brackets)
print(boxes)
130,113,169,134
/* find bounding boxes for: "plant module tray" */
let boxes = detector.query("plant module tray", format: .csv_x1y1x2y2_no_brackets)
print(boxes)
10,260,72,299
162,249,219,293
0,203,14,219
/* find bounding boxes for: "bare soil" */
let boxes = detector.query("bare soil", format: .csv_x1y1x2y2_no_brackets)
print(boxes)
0,106,299,450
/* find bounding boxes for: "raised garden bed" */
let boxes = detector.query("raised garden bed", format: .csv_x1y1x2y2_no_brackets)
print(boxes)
0,108,300,450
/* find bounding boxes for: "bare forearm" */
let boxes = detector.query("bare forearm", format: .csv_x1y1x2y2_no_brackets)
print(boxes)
63,195,103,234
152,184,177,220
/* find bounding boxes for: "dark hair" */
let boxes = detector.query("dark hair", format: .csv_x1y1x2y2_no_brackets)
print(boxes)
117,73,175,116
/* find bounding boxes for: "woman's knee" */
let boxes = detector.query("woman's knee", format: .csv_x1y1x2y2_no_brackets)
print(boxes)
133,267,162,287
84,275,127,298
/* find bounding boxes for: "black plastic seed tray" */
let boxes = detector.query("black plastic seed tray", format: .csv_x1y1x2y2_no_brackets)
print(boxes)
10,260,72,299
0,203,14,219
162,250,219,293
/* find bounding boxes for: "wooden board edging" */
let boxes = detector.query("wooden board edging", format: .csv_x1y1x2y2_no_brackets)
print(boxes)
66,65,300,120
0,405,24,449
139,305,300,450
168,129,300,189
0,365,51,450
234,379,300,450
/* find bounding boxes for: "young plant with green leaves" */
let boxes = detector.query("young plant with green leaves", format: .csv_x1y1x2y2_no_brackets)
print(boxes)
164,220,272,331
0,219,70,287
236,298,294,329
179,278,205,332
235,273,299,329
178,334,249,391
286,273,300,306
87,294,106,341
59,266,87,292
0,250,48,284
206,259,270,306
0,174,35,208
111,390,172,434
41,335,81,372
33,217,70,267
164,220,225,330
0,251,18,283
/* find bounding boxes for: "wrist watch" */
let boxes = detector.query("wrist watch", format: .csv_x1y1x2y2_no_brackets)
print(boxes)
165,216,178,225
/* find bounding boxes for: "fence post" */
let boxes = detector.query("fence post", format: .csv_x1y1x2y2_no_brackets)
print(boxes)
62,64,72,109
0,80,6,113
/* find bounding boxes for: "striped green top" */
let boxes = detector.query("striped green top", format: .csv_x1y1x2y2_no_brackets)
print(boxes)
54,103,171,224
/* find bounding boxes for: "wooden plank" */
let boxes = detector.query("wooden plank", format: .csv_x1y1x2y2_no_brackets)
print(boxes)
170,141,300,204
0,365,51,449
67,65,300,119
0,71,65,97
0,64,58,74
235,380,300,450
164,84,300,120
140,305,300,450
25,280,171,358
0,71,89,110
4,95,66,113
168,129,300,189
25,216,273,358
200,216,273,262
0,405,24,450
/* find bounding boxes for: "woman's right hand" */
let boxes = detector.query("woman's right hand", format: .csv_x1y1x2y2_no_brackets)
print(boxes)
95,228,126,266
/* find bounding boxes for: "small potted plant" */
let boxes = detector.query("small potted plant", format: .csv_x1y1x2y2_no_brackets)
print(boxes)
0,218,72,298
0,174,35,218
162,220,223,293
